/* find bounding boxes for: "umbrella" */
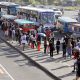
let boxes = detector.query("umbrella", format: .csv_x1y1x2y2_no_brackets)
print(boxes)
37,33,46,37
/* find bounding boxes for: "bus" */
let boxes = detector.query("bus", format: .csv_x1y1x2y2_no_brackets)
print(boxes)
0,2,19,15
57,16,77,34
17,6,56,32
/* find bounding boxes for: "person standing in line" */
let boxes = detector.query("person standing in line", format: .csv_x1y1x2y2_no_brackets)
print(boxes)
44,37,47,54
66,39,72,58
72,50,79,72
64,36,69,45
50,32,54,45
49,38,54,57
32,34,36,49
62,40,67,57
71,38,76,48
11,28,15,42
37,35,41,51
21,33,27,51
71,38,76,52
15,28,19,42
73,57,80,80
56,39,60,54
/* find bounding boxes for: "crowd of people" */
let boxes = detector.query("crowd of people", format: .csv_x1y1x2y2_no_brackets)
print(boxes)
0,19,80,80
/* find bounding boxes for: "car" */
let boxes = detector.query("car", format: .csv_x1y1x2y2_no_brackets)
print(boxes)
52,8,62,18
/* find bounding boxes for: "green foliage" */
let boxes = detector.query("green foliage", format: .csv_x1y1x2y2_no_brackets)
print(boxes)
14,0,80,5
76,0,80,4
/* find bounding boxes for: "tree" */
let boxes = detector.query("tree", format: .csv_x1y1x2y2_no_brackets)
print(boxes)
76,0,80,4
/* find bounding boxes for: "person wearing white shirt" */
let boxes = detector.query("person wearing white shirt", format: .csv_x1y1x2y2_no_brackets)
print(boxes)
21,33,27,51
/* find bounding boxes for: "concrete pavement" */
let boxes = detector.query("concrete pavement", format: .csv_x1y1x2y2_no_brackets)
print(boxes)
0,30,76,80
0,37,54,80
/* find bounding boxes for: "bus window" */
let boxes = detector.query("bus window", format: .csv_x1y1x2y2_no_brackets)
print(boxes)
41,12,55,24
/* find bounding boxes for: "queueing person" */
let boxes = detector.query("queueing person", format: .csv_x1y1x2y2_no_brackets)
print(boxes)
71,38,76,49
73,57,80,80
50,32,54,45
31,34,36,49
72,50,79,72
11,28,15,42
66,39,72,58
37,35,41,51
62,40,67,57
56,39,60,54
49,38,54,57
21,33,27,51
44,37,47,54
71,38,76,54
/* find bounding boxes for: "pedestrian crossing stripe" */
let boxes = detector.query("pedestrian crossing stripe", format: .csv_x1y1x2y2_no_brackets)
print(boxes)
0,69,4,74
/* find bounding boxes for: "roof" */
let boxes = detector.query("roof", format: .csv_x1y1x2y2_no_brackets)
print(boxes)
58,16,77,23
17,6,54,12
14,19,35,25
0,2,19,7
2,14,17,20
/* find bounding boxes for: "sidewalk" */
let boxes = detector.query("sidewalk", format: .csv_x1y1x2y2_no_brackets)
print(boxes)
0,31,76,80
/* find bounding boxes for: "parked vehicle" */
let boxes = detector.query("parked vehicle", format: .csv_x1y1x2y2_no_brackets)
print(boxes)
14,19,36,32
70,23,80,38
0,2,19,15
52,8,62,18
57,16,77,33
17,6,56,32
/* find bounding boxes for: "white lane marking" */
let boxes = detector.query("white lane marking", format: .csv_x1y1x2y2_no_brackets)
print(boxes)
0,64,15,80
0,69,4,74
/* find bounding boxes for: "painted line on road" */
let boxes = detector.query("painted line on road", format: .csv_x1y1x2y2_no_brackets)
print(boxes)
0,68,4,74
0,64,15,80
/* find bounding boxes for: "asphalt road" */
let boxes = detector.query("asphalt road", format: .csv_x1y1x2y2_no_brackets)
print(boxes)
0,39,54,80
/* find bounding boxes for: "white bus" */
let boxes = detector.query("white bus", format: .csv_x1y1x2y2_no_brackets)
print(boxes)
17,6,56,32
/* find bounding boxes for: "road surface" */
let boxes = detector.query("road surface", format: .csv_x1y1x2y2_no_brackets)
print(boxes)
0,39,54,80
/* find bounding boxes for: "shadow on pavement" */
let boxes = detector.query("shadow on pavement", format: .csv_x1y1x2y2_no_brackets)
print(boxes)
51,66,69,71
59,72,75,79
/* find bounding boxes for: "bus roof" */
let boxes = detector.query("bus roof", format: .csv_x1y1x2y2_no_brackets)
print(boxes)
14,19,35,25
0,2,19,7
2,14,17,20
58,16,77,23
18,6,54,12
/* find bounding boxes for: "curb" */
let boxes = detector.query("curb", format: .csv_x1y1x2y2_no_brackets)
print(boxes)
0,37,61,80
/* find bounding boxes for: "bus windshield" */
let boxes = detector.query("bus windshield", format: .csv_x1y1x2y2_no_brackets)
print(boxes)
41,12,54,24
